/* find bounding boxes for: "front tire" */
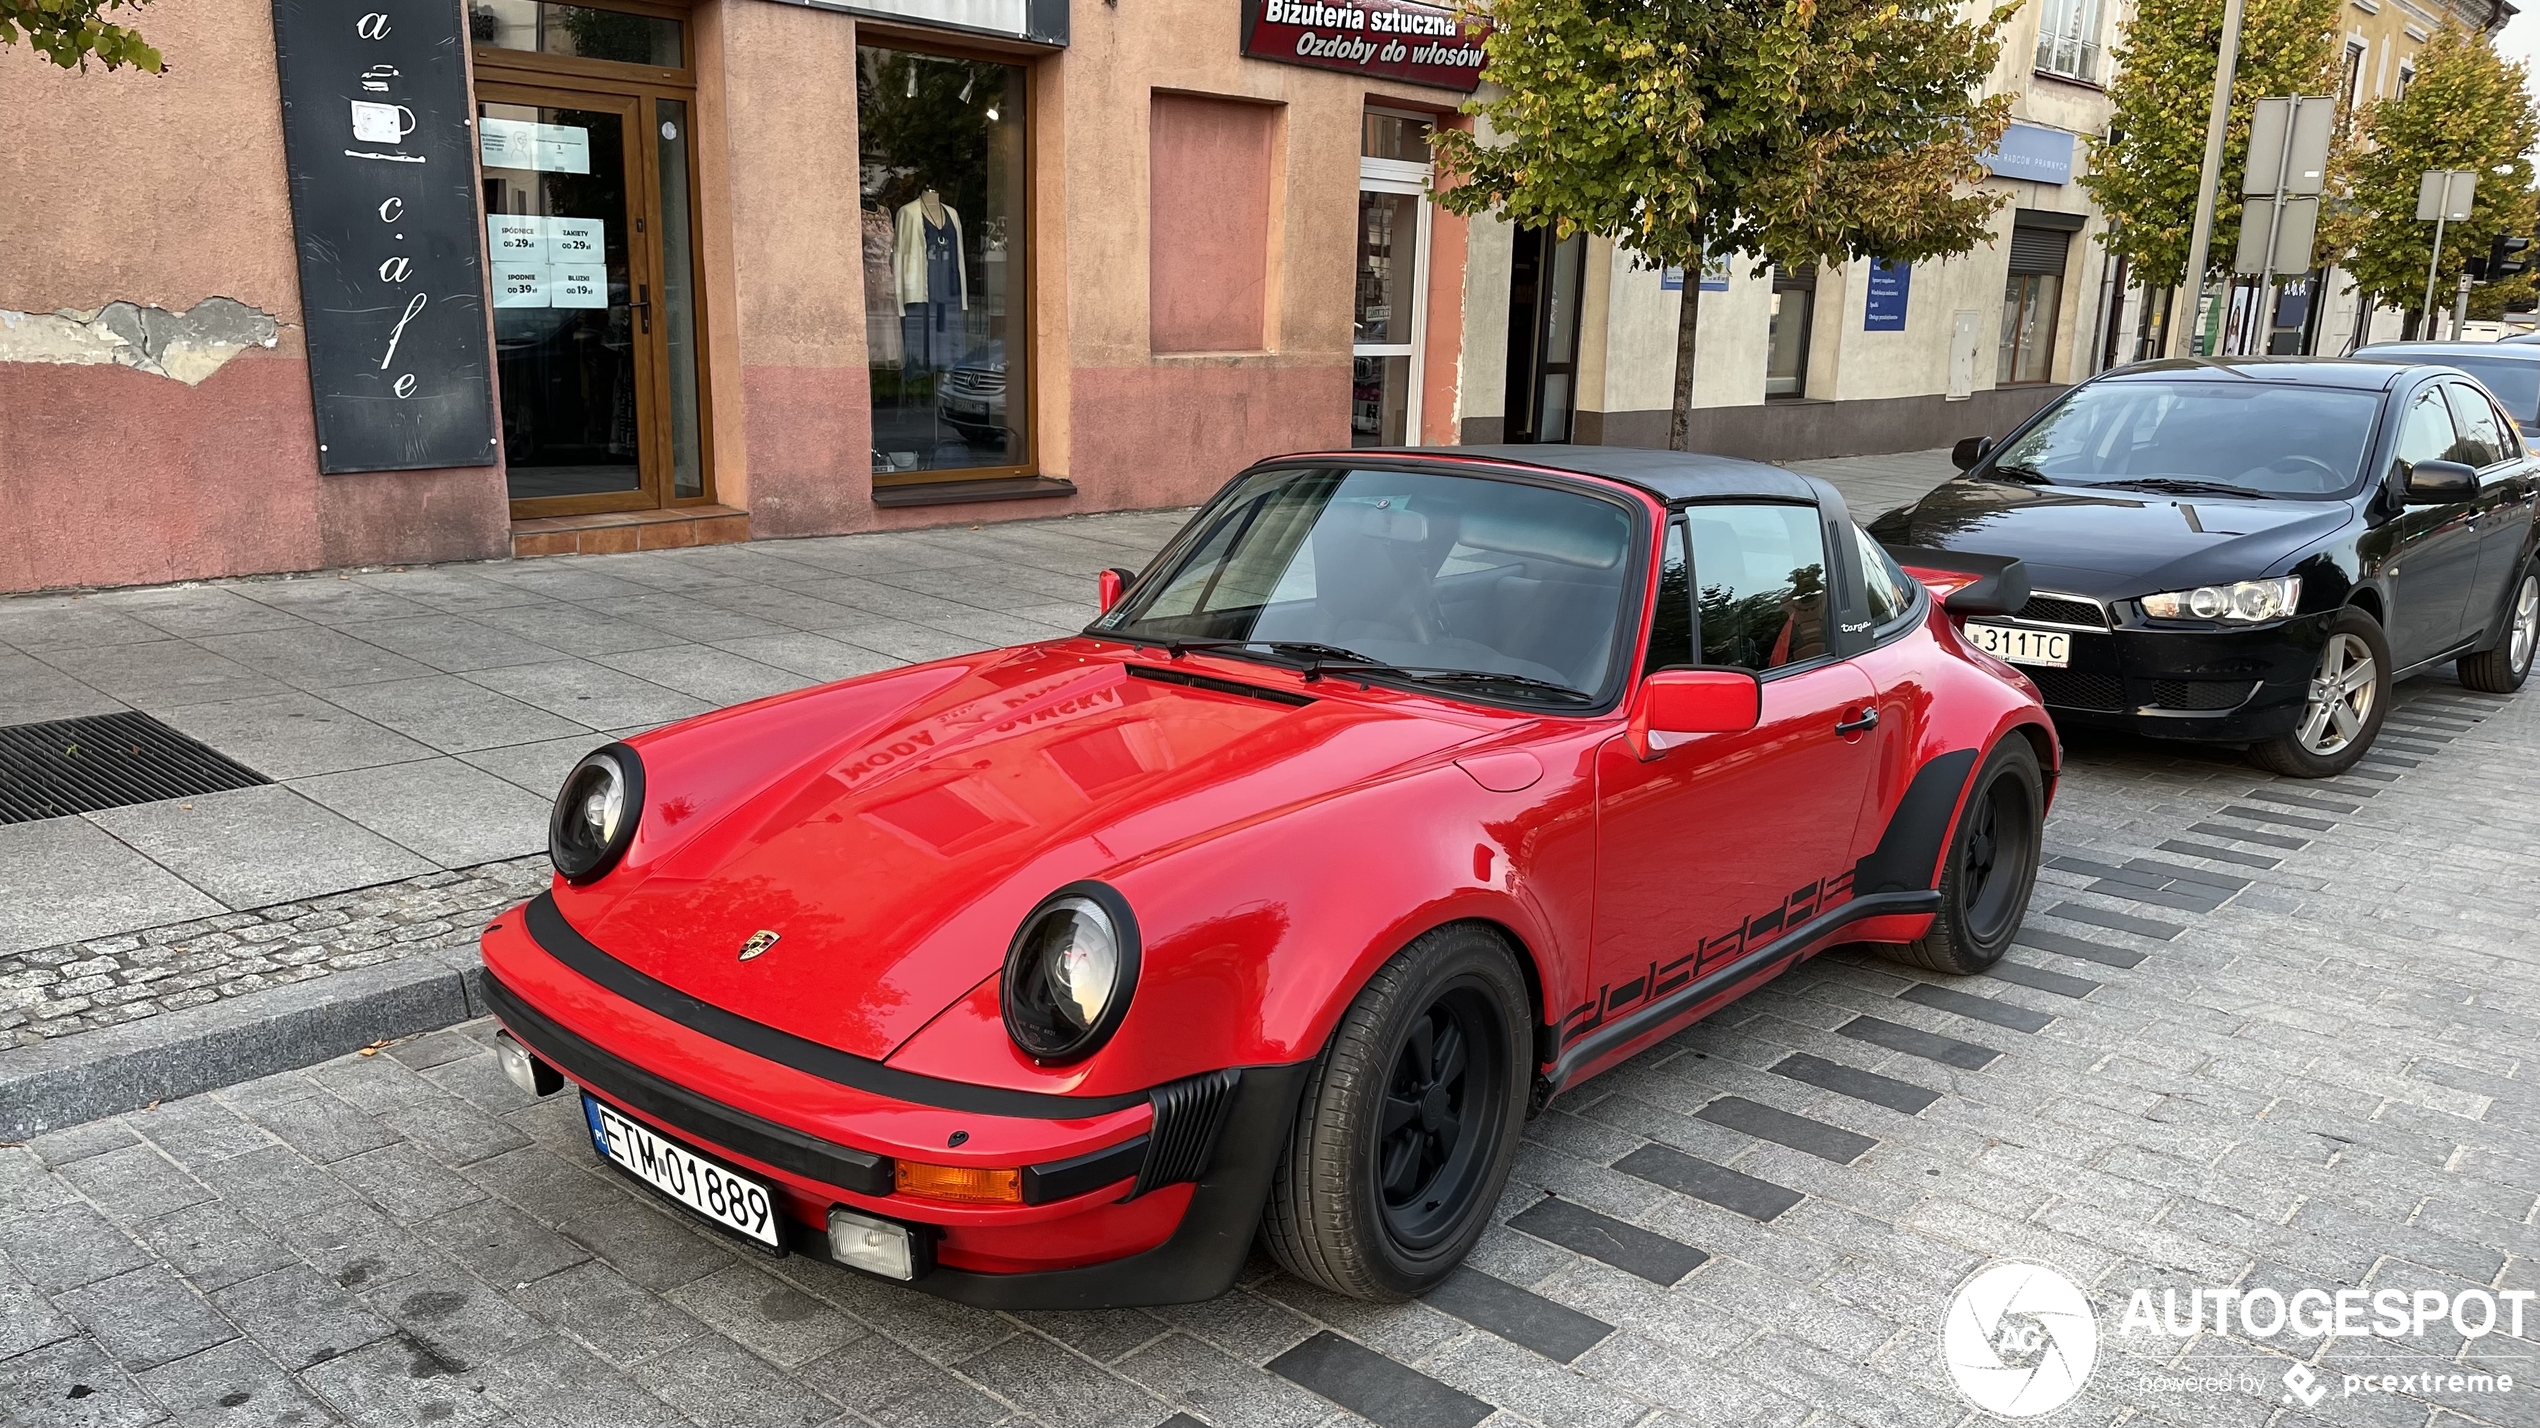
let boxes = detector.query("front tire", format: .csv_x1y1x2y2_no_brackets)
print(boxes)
2249,607,2390,777
2458,566,2537,695
1880,737,2044,976
1261,924,1530,1301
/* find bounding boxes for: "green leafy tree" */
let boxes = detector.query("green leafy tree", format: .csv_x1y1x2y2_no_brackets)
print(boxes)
2079,0,2341,296
2323,24,2539,334
0,0,160,70
1431,0,2012,450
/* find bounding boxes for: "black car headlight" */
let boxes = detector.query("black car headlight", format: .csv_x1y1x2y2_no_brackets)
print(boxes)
1001,883,1140,1064
2140,577,2301,623
549,745,644,883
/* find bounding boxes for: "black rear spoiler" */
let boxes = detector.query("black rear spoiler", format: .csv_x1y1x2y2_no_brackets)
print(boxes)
1882,545,2031,618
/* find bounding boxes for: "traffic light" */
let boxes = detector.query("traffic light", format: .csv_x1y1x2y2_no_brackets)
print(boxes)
2473,233,2532,281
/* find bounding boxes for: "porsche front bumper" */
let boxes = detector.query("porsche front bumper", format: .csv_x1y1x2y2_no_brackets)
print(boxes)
480,893,1307,1308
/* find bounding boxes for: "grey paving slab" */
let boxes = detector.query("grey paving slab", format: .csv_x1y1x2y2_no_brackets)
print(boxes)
289,758,552,869
35,639,295,713
349,567,548,614
0,815,227,957
0,594,171,652
453,734,606,800
321,675,589,754
703,632,901,683
0,651,125,725
334,614,566,674
231,577,440,625
90,585,314,640
193,624,440,691
153,691,439,781
467,601,690,656
458,659,716,732
84,786,437,910
584,645,811,708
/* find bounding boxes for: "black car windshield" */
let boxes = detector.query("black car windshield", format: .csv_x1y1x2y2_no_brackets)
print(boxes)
1987,380,2383,497
1095,468,1637,705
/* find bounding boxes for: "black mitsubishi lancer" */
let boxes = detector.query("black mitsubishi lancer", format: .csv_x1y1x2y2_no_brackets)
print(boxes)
1871,357,2538,777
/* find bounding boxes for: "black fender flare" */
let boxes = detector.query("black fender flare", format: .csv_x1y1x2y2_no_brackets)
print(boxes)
1851,747,1982,897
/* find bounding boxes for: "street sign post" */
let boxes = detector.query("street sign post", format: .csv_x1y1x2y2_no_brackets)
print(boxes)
2419,169,2478,339
2234,95,2336,353
2175,0,2247,357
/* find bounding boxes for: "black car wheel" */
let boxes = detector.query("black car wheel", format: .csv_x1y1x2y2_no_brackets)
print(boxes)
1882,737,2043,975
2250,607,2390,777
2458,567,2538,695
1261,924,1530,1300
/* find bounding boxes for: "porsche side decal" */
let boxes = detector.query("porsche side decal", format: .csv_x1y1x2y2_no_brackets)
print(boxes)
1561,867,1860,1041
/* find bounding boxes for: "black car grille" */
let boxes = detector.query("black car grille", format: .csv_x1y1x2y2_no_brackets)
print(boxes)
2150,679,2257,711
2014,594,2108,628
2025,667,2126,711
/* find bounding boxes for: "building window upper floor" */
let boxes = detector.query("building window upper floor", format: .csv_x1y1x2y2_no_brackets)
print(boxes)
2035,0,2103,82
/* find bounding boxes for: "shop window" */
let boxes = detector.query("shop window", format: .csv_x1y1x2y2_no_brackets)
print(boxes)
859,45,1030,480
2034,0,2101,81
469,0,682,66
1766,265,1815,399
1150,94,1277,354
2000,223,2070,385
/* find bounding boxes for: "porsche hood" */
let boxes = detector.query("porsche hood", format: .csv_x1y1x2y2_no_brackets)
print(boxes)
548,644,1485,1062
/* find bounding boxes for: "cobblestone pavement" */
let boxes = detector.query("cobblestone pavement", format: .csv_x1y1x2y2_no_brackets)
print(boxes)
3,667,2534,1428
0,453,1955,1053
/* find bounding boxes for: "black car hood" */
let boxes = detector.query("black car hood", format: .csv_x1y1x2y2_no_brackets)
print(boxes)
1876,478,2355,599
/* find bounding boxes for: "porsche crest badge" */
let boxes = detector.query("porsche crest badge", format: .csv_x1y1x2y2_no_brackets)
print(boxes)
737,930,781,962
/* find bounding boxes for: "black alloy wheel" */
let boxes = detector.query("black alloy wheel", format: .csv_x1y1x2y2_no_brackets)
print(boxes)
1882,737,2045,975
1261,924,1531,1300
1376,986,1506,1251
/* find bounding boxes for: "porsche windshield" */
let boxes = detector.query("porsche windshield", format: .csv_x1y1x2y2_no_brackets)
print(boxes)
1096,468,1638,705
1988,380,2383,497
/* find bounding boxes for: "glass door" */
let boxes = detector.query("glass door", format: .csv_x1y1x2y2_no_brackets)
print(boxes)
1354,111,1432,448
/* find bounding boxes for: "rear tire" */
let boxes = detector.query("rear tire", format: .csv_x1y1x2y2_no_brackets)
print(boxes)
2457,566,2537,695
2249,607,2390,778
1879,737,2044,976
1261,924,1530,1301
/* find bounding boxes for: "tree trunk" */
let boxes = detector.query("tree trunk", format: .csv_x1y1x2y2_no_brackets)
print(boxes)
1669,273,1701,452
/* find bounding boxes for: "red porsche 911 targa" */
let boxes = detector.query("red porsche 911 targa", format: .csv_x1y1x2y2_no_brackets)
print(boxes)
479,447,2056,1308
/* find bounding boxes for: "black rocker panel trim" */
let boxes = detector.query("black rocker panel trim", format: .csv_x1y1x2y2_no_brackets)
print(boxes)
1851,748,1981,897
522,892,1151,1119
485,970,895,1197
1544,888,1942,1094
1021,1136,1150,1205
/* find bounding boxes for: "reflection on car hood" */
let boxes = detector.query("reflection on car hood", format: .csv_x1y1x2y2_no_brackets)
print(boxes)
1879,478,2354,596
553,643,1483,1062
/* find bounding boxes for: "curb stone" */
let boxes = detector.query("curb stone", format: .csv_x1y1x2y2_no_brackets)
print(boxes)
0,944,490,1138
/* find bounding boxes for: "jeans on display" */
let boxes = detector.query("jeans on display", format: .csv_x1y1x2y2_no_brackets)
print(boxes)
902,302,964,372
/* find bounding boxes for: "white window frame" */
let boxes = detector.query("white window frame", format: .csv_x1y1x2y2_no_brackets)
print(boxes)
2034,0,2103,81
1356,108,1433,441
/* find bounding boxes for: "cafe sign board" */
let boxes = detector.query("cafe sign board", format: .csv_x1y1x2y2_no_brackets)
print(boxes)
1242,0,1488,92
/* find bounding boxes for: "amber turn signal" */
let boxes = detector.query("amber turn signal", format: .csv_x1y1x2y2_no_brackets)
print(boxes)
894,1160,1023,1204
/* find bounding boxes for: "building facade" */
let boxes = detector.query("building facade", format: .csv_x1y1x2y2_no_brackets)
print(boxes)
0,0,1480,593
1450,5,2123,466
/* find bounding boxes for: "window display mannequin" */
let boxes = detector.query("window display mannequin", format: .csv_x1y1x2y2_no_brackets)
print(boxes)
893,187,967,371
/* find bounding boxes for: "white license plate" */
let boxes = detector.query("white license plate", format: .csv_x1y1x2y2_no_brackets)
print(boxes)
1964,622,2071,668
582,1094,780,1247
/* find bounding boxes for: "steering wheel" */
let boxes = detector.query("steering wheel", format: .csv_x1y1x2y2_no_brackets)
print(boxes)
2249,454,2341,487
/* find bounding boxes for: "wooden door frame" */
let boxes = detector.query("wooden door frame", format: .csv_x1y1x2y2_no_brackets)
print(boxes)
475,30,719,519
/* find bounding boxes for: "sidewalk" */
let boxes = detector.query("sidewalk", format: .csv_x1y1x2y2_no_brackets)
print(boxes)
0,449,1958,1130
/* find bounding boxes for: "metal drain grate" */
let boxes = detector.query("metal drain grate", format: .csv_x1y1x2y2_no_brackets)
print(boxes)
0,711,271,825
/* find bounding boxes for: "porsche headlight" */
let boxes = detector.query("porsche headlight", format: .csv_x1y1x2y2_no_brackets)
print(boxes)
1001,886,1140,1064
2140,577,2301,624
549,746,643,883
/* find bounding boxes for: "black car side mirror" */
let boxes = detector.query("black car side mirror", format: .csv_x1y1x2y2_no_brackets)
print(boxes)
2403,459,2477,504
1951,436,1995,472
1881,545,2033,617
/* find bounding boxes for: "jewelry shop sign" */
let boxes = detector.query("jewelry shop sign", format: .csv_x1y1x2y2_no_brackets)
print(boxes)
1242,0,1488,92
271,0,497,473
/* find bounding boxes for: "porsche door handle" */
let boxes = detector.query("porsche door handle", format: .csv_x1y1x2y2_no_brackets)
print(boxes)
1835,707,1879,734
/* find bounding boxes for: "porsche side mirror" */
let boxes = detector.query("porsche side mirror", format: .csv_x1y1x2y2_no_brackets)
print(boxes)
2403,459,2477,504
1627,668,1761,759
1097,566,1138,612
1951,436,1995,472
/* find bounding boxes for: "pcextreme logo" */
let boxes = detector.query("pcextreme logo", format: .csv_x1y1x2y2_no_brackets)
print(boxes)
1943,1262,2100,1417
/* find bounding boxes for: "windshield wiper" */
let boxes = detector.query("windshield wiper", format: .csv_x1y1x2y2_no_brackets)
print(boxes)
1151,638,1381,666
2096,477,2266,498
1987,461,2052,485
1308,663,1596,704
